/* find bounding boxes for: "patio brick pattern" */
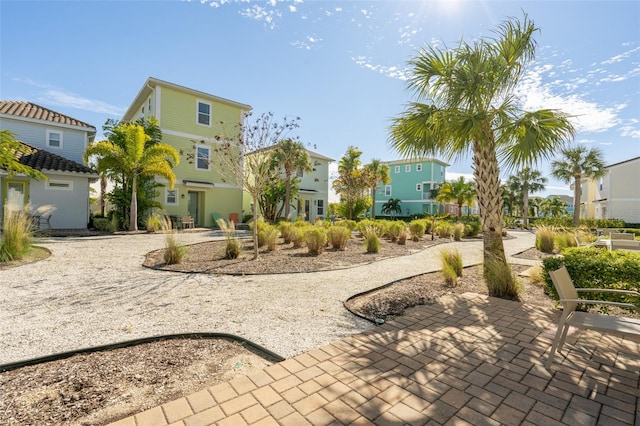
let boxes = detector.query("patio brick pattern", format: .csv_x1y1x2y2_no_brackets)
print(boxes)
111,293,639,425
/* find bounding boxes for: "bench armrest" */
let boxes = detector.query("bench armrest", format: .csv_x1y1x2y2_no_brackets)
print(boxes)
560,298,639,311
576,288,640,296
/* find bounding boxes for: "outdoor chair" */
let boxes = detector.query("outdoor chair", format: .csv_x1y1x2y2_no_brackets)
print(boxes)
546,266,640,368
574,235,596,247
180,215,195,229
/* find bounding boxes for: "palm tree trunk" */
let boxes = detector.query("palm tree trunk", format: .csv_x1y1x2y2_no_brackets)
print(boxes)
572,175,581,227
371,189,376,219
130,174,138,231
284,174,291,219
523,183,529,229
473,139,506,267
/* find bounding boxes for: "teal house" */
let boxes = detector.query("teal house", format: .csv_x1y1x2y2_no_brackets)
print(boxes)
376,158,448,217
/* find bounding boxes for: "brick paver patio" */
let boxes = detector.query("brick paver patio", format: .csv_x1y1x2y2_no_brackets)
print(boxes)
110,293,640,426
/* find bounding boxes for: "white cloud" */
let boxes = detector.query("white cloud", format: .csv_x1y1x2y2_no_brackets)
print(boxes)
601,46,640,65
239,5,281,29
352,56,409,80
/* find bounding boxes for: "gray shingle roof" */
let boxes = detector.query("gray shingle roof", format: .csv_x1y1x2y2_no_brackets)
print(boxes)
12,142,97,175
0,101,96,131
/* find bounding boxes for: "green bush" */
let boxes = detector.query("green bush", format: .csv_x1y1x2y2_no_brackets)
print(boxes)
535,226,555,253
145,211,171,232
463,220,482,237
163,234,186,265
386,221,406,242
217,218,242,259
442,262,459,286
305,227,328,255
542,247,640,307
435,222,454,238
258,223,278,251
290,225,307,248
554,231,576,251
408,220,426,241
441,249,463,278
364,232,380,253
357,219,384,238
398,229,408,245
93,217,115,232
327,225,351,250
278,221,293,244
335,219,356,231
484,256,520,300
0,206,32,262
453,223,465,241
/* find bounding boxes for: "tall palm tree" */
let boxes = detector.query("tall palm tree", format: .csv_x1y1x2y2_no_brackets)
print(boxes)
362,159,391,219
332,146,368,220
551,145,606,227
388,15,574,294
270,139,311,219
436,177,476,219
84,123,179,231
510,167,547,228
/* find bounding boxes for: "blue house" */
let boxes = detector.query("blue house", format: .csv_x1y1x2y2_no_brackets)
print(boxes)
376,158,448,217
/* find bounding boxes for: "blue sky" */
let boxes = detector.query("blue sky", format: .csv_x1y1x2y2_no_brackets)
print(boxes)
2,0,639,199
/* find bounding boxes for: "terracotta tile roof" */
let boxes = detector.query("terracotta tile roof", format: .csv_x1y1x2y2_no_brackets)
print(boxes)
0,101,96,131
11,142,97,175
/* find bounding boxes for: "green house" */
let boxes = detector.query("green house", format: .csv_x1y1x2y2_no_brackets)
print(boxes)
122,77,251,227
376,158,448,217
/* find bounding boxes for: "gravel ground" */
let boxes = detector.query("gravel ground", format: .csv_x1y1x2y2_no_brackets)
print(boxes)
0,229,536,364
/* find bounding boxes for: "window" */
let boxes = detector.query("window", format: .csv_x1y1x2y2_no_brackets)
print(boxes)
46,180,72,190
385,185,392,196
197,100,211,126
166,189,178,205
394,166,400,174
416,164,422,172
46,130,62,148
196,146,210,170
416,183,422,191
296,168,304,178
141,106,145,118
317,200,324,216
405,165,411,172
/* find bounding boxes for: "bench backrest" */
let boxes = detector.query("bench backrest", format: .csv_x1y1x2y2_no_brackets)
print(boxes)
611,233,635,240
611,240,640,250
549,266,579,313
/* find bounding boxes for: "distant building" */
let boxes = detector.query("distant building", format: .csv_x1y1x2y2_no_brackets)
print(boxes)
582,156,640,224
376,158,448,217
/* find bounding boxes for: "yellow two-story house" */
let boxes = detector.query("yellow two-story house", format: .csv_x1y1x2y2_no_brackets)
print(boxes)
122,77,251,227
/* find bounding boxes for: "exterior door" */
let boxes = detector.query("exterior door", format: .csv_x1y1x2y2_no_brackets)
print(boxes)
187,191,200,226
304,199,310,221
3,179,29,207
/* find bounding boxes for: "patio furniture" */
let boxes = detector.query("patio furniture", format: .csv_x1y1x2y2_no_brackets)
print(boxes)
211,212,222,228
180,215,195,229
574,235,596,247
546,266,640,368
611,232,635,241
610,239,640,251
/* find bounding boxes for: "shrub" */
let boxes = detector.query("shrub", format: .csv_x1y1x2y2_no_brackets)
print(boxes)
442,262,459,286
357,219,384,238
335,219,356,231
554,231,576,251
258,223,278,251
386,221,406,242
145,211,171,232
484,255,520,300
163,234,186,265
0,204,32,262
93,217,115,232
364,231,380,253
278,221,293,244
441,249,463,278
290,226,306,248
435,222,454,238
398,229,408,245
409,220,426,241
453,223,465,241
217,218,242,259
305,227,328,255
327,225,351,250
535,226,555,253
542,247,640,307
463,220,481,237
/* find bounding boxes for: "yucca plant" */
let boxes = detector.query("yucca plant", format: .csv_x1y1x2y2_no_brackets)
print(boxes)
305,227,328,255
217,218,242,259
327,225,351,250
163,234,186,265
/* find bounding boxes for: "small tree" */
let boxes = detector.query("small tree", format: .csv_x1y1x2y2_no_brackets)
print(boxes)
332,146,370,220
209,112,300,259
381,198,402,219
0,130,46,180
551,145,606,227
270,138,312,219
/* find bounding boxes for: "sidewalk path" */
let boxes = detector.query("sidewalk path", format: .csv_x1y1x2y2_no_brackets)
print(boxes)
0,230,535,364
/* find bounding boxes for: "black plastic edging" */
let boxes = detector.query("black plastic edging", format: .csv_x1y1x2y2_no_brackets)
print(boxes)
0,332,285,373
343,262,483,324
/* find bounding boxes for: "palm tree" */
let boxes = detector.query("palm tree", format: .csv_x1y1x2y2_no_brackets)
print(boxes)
332,146,368,220
551,145,606,227
381,198,402,219
270,139,311,219
362,159,391,219
540,196,567,218
510,167,547,228
436,177,476,219
388,15,574,293
0,130,46,180
84,123,179,231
